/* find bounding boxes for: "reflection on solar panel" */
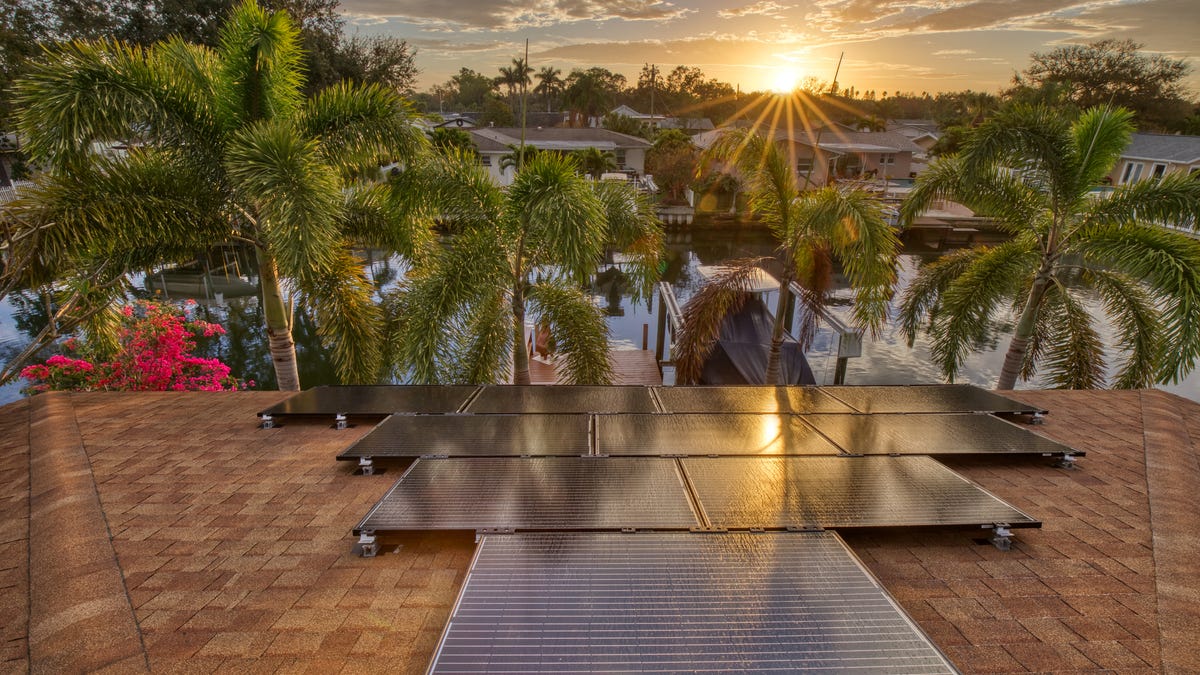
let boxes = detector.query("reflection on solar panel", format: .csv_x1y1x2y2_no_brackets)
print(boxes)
596,413,841,456
356,457,699,531
465,385,659,413
430,531,957,674
819,384,1046,414
684,456,1039,529
338,414,591,460
654,385,854,413
257,385,479,417
804,413,1080,457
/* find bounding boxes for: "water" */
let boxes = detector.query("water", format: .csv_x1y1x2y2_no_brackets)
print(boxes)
2,226,1197,404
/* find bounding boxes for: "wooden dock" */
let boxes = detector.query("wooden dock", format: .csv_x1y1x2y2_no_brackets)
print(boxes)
529,349,662,385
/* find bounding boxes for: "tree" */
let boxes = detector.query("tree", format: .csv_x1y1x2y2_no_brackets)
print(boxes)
563,67,625,127
601,112,646,138
5,0,429,390
386,151,663,385
496,56,532,111
1011,40,1193,130
478,95,515,127
534,65,563,112
443,67,494,110
899,105,1200,390
575,147,616,179
675,129,898,384
428,128,476,157
338,35,418,96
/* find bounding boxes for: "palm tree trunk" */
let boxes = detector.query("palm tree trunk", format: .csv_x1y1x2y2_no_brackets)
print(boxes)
257,249,301,391
764,286,790,385
997,258,1054,390
511,288,531,385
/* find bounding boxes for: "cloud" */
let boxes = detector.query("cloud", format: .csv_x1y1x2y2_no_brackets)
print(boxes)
339,0,689,31
718,1,793,19
933,49,975,56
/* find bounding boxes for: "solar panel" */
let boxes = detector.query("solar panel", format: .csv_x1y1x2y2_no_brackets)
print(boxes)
818,384,1046,415
257,385,479,417
430,531,957,674
803,413,1081,457
465,385,660,413
338,414,591,460
595,413,842,456
654,385,854,413
683,455,1039,530
355,457,699,532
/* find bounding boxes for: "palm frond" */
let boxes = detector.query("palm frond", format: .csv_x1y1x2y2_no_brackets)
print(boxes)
592,179,664,301
959,104,1075,206
673,259,765,385
508,153,607,284
898,246,988,347
900,155,1046,234
527,280,613,385
1076,222,1200,383
301,82,428,181
1018,279,1056,382
215,0,304,125
340,182,435,261
388,150,506,234
449,287,512,385
1071,106,1135,192
929,241,1040,380
1079,266,1163,389
224,120,342,281
298,249,383,384
1041,282,1105,389
1081,171,1200,232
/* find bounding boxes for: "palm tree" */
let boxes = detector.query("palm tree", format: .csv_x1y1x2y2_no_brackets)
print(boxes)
563,69,616,128
576,147,617,179
5,0,428,390
534,66,564,113
899,104,1200,390
498,144,543,176
675,129,899,384
497,57,533,111
386,151,663,385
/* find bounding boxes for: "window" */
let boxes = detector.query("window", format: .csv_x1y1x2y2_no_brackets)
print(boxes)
880,153,896,166
1152,163,1167,180
796,158,814,174
481,155,492,166
1120,162,1144,184
615,150,626,166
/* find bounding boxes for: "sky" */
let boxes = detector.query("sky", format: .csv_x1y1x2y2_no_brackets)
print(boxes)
337,0,1200,97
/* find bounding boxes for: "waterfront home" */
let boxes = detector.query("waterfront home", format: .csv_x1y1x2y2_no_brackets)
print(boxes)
887,118,942,156
694,127,924,187
1109,132,1200,185
469,127,651,185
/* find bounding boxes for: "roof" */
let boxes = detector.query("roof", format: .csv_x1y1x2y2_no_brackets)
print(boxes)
3,388,1199,672
471,127,651,153
1121,133,1200,164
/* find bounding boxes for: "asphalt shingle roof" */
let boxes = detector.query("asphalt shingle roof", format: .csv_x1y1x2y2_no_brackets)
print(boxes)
1121,133,1200,164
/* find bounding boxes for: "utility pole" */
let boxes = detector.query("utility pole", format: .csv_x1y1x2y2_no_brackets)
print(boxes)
518,39,529,173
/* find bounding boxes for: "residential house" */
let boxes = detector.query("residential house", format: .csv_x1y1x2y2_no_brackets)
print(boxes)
469,127,652,185
694,127,924,187
609,105,714,135
1108,132,1200,185
886,119,941,156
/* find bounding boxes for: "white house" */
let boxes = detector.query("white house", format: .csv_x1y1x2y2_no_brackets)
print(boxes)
1108,133,1200,185
469,127,652,185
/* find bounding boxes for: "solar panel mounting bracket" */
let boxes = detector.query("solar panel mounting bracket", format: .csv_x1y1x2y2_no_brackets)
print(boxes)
259,414,275,429
357,530,377,558
990,523,1013,551
356,457,374,475
334,413,348,430
786,525,825,532
1028,412,1046,425
1054,453,1078,470
688,527,729,533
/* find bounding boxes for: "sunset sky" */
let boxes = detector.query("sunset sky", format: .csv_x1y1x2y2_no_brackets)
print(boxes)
339,0,1200,96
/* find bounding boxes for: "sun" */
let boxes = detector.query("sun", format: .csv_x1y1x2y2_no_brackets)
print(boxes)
769,66,803,94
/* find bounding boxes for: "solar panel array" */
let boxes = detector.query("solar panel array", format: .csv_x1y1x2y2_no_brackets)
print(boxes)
595,413,842,456
431,531,957,674
821,384,1046,415
258,385,479,417
340,414,591,458
356,455,1036,533
804,413,1078,457
465,385,660,413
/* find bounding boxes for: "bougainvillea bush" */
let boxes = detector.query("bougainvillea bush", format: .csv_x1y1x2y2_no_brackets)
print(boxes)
20,300,252,393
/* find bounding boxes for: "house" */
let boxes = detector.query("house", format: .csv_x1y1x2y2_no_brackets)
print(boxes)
1108,132,1200,185
468,127,652,185
609,105,714,135
887,119,941,156
694,127,924,187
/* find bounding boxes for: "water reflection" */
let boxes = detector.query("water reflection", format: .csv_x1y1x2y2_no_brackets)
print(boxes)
1,223,1197,404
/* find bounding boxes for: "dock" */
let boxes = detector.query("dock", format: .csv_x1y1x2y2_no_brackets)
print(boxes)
529,349,662,385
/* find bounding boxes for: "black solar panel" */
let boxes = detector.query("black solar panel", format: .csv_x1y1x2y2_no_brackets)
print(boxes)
804,413,1080,457
654,385,854,413
596,413,842,456
257,385,479,417
355,457,699,531
683,455,1039,529
819,384,1046,414
430,531,957,674
338,414,591,459
465,385,660,413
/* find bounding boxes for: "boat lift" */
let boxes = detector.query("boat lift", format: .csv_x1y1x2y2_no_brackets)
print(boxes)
654,271,863,385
